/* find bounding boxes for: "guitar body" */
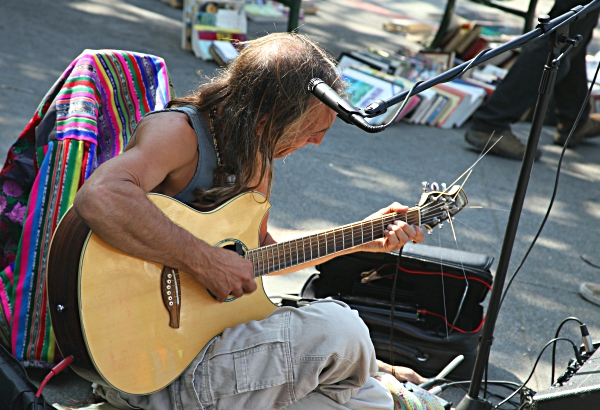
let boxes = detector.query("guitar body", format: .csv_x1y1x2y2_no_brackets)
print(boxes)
47,192,277,395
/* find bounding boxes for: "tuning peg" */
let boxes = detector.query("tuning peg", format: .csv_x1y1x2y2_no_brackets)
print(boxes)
431,182,439,191
439,223,443,229
422,181,429,192
441,183,447,190
427,229,433,235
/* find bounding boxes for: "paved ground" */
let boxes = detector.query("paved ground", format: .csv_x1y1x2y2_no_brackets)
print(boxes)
1,0,600,408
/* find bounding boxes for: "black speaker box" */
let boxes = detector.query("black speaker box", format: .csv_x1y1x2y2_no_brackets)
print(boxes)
532,348,600,409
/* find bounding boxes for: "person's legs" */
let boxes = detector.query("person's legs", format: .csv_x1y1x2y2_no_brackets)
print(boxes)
95,300,384,410
282,377,393,410
176,299,383,410
553,8,600,146
466,0,600,158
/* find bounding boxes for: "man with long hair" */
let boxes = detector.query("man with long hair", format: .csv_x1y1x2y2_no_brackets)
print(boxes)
74,33,425,409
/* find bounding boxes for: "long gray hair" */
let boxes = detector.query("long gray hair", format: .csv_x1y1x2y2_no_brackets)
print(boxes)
168,32,344,209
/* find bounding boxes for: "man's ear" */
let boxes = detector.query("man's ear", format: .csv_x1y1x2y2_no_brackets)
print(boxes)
256,115,268,136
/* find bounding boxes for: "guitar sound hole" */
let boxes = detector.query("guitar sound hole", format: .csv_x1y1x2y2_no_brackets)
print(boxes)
207,288,237,303
223,243,245,256
208,239,246,302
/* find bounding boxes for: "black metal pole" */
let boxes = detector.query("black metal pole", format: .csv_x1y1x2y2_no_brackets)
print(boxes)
454,13,565,410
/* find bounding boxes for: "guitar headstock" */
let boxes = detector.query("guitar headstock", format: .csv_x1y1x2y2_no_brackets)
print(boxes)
417,184,468,232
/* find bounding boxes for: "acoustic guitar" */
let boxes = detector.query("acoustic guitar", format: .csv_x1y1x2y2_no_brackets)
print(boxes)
46,185,467,395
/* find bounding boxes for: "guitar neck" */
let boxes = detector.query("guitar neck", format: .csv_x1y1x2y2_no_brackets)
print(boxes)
248,208,421,277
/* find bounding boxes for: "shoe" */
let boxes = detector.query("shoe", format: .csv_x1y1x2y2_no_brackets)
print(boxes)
553,112,600,147
465,128,542,161
579,282,600,307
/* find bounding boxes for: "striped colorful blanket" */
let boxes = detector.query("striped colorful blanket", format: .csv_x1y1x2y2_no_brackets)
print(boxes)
0,50,173,366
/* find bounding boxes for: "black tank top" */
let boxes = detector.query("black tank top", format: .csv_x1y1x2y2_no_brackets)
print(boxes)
143,105,217,203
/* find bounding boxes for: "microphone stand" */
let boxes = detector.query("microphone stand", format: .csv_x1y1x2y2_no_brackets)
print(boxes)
310,1,600,408
455,12,586,410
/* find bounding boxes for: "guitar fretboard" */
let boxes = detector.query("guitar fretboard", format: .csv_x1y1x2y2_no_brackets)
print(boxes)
248,209,420,277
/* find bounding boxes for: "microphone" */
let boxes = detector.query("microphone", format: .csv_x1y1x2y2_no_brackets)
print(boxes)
308,78,386,133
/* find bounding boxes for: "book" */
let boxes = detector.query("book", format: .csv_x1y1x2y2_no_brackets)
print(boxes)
418,51,455,72
301,0,318,15
442,23,474,53
454,24,482,55
341,67,406,126
383,19,434,35
191,0,247,60
441,80,486,127
245,3,287,23
431,83,471,129
346,65,421,123
419,95,445,125
455,77,496,99
209,40,239,66
461,37,488,61
338,51,396,75
427,96,449,125
404,85,438,124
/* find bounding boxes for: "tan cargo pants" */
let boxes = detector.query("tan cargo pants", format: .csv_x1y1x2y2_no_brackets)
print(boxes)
96,300,393,410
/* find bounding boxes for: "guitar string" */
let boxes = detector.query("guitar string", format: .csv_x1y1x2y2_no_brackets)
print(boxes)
446,213,470,334
249,184,467,277
249,203,453,263
251,218,399,276
250,201,460,276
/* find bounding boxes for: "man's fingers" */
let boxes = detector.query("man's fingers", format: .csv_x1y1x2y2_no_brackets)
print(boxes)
230,286,244,298
243,280,257,294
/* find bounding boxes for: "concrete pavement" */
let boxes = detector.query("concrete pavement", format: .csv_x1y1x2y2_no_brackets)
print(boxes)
1,0,600,407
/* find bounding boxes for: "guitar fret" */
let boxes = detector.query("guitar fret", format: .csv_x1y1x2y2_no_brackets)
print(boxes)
334,229,337,253
278,244,282,270
301,237,305,264
251,208,426,277
371,220,375,241
360,222,364,245
271,246,275,273
316,233,320,258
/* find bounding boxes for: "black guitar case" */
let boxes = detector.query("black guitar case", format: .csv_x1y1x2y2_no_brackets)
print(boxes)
303,243,493,380
0,344,51,410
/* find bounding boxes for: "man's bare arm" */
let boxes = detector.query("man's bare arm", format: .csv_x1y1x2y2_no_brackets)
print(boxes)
73,113,256,302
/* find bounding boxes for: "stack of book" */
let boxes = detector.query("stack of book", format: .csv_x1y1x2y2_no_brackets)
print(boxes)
337,49,489,128
190,0,247,61
245,2,288,23
438,14,521,65
301,0,318,15
245,1,307,23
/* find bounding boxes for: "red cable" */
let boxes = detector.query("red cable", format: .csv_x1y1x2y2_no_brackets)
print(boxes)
419,309,486,333
35,355,74,398
396,264,493,290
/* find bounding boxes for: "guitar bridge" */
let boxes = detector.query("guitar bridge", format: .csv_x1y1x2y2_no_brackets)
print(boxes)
161,266,181,329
